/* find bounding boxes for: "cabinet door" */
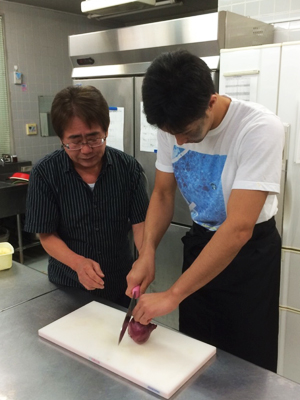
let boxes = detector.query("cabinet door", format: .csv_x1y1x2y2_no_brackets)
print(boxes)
280,250,300,311
278,309,300,384
278,43,300,249
219,44,281,113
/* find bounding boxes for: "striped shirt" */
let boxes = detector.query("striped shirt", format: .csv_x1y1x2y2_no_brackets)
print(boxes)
24,147,149,303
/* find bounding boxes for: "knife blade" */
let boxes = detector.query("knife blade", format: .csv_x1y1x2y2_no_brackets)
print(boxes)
118,285,140,345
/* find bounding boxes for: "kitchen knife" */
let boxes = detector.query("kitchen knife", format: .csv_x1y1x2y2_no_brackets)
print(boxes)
118,285,140,345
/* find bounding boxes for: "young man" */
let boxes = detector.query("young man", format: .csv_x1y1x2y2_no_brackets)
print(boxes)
126,50,285,372
25,85,149,307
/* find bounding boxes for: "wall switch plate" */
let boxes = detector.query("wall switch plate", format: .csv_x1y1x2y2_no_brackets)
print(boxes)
26,123,38,135
13,71,22,85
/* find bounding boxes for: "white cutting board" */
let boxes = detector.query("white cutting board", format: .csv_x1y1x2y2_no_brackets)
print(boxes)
38,301,216,399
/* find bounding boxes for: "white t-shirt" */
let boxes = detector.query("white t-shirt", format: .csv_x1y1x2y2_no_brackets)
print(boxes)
155,96,285,231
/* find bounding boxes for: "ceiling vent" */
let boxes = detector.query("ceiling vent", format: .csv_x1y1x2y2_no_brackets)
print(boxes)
81,0,179,17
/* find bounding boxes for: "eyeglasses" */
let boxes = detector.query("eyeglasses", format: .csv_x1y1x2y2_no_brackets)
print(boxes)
62,136,107,151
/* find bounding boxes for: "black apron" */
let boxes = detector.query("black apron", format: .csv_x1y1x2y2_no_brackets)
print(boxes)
179,217,281,372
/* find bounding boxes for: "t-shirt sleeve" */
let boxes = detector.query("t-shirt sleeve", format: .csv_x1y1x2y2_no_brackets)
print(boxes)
155,129,174,173
24,166,59,233
232,114,285,194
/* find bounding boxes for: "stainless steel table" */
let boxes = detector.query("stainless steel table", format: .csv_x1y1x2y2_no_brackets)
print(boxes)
1,264,300,400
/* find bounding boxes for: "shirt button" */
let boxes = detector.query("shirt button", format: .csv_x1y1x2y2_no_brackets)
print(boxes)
95,227,99,232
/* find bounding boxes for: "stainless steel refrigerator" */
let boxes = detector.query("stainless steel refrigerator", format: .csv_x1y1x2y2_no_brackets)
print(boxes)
70,11,274,329
73,75,191,329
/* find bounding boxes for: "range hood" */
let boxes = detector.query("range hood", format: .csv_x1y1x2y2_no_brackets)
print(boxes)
81,0,158,17
81,0,216,27
69,11,274,79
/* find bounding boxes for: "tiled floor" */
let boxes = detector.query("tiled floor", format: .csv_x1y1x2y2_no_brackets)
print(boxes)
20,244,48,274
17,244,179,329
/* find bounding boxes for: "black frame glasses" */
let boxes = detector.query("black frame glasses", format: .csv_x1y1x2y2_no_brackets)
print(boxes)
62,136,107,151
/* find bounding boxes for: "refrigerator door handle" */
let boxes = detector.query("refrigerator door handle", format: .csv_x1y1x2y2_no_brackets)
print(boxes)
283,123,290,164
293,103,300,164
222,69,260,77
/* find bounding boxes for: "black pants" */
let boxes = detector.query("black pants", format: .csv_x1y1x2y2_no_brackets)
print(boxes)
179,217,281,372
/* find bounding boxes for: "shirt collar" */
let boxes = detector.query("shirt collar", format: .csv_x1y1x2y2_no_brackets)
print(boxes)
61,149,72,173
105,146,113,167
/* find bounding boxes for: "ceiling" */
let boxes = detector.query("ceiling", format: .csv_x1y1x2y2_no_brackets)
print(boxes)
6,0,218,28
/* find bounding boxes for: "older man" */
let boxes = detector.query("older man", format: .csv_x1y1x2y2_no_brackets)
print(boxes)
25,85,149,307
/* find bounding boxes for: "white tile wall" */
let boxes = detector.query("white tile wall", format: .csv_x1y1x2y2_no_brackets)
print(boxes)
274,20,300,42
218,1,300,48
0,1,102,165
219,0,300,24
245,1,260,17
232,3,246,15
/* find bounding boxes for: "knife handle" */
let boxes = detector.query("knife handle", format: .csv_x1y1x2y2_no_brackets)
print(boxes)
132,285,140,299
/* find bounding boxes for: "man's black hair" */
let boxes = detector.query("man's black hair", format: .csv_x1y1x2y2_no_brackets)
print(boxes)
142,50,215,133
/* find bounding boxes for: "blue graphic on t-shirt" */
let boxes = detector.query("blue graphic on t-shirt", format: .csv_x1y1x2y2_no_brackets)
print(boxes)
172,146,227,230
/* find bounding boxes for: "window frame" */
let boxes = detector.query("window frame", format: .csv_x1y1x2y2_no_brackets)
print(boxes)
0,13,14,156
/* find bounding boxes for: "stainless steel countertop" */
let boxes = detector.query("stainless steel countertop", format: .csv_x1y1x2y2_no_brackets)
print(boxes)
1,262,300,400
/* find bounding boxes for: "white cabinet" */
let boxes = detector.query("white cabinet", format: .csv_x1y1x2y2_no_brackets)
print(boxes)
220,42,300,383
278,309,300,383
277,42,300,250
280,251,300,310
219,44,281,113
278,250,300,383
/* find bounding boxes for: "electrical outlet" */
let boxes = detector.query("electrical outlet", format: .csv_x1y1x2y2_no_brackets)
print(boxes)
26,123,38,135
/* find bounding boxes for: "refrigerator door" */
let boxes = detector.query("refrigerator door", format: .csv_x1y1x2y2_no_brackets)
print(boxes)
134,77,192,330
148,223,190,330
73,78,134,156
134,76,192,226
277,42,300,249
73,77,135,253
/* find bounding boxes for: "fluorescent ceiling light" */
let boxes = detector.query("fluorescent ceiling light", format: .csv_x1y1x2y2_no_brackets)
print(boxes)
81,0,156,16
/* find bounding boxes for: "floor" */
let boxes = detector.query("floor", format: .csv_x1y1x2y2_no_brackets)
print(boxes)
16,243,179,330
18,244,48,274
